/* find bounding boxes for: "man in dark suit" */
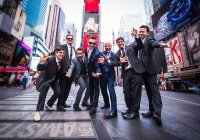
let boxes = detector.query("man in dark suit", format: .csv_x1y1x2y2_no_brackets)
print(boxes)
34,48,65,122
108,36,145,119
66,47,90,111
85,36,101,115
59,34,75,109
98,41,117,119
137,25,170,125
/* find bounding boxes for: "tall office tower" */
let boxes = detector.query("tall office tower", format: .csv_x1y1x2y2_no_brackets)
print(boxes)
20,0,48,32
119,14,143,45
144,0,154,30
55,8,65,48
62,22,77,47
45,0,60,51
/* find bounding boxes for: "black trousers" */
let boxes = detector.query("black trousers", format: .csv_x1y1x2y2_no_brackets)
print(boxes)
123,69,142,114
143,72,162,116
88,74,100,108
36,80,61,111
59,73,73,105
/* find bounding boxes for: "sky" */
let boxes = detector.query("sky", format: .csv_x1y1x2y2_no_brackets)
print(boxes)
59,0,145,46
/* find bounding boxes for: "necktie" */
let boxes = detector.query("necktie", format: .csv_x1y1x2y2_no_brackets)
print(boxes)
120,48,128,69
69,47,73,64
79,58,84,64
121,48,126,57
138,49,143,60
57,62,61,71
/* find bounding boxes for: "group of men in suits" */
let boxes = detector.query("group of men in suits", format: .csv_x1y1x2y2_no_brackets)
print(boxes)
34,25,169,125
99,25,170,125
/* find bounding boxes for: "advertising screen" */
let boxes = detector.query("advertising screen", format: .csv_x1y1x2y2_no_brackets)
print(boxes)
85,0,99,13
83,13,99,34
11,5,26,40
165,36,183,72
152,0,200,40
12,41,32,68
184,20,200,64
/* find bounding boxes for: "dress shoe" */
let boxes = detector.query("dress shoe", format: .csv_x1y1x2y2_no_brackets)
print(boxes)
34,111,41,122
63,103,71,108
73,106,82,111
57,105,66,112
121,109,130,115
82,103,90,107
152,114,162,125
101,105,110,109
141,111,153,118
89,107,96,115
122,112,139,119
104,111,117,119
45,103,54,111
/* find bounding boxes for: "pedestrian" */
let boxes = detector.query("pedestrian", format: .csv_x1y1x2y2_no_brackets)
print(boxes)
66,47,90,111
85,35,101,115
59,34,75,110
20,70,29,90
98,41,118,119
34,48,65,122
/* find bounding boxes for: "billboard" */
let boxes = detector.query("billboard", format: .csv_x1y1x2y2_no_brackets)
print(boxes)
177,32,190,67
152,0,200,40
12,41,32,68
165,36,183,72
11,5,26,40
184,20,200,65
85,0,99,13
83,13,99,34
82,34,99,53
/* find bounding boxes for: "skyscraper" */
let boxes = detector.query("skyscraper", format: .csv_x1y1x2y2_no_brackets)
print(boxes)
45,0,60,51
119,14,143,45
55,8,65,48
20,0,48,29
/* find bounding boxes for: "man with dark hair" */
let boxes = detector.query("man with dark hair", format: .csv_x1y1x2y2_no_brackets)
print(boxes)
137,25,170,125
85,36,101,115
66,47,90,111
58,34,75,111
34,48,65,121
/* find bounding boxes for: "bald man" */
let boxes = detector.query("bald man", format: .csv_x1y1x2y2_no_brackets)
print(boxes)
99,41,117,119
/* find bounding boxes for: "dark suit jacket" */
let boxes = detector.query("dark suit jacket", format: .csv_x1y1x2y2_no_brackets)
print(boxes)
100,51,116,80
59,44,75,75
36,56,59,92
86,47,101,74
67,56,88,81
138,37,161,75
110,38,145,77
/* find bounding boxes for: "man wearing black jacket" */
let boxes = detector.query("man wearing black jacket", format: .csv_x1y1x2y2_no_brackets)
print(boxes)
34,48,65,122
137,25,169,125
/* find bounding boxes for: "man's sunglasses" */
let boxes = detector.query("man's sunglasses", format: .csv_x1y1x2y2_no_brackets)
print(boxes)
67,38,73,40
88,42,96,45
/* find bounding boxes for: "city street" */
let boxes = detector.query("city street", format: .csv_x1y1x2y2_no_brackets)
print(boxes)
0,85,200,140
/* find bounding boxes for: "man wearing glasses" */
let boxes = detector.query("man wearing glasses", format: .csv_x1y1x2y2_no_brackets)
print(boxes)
86,36,101,115
58,34,75,111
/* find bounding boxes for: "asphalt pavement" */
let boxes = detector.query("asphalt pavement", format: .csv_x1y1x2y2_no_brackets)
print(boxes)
0,85,200,140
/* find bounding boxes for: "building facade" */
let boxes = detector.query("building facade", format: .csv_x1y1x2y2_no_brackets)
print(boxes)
45,0,60,51
119,14,143,45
